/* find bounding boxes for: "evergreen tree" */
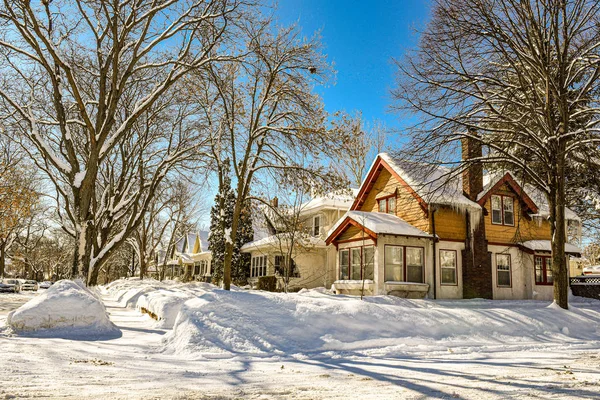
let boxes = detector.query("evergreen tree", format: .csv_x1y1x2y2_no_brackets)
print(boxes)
208,175,253,285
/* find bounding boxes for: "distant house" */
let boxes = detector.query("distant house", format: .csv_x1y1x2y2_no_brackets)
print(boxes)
162,231,212,281
325,138,582,301
241,190,358,291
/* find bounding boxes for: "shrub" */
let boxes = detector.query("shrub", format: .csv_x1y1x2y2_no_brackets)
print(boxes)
257,276,277,292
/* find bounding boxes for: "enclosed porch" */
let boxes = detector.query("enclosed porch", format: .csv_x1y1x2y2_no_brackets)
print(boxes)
326,211,434,298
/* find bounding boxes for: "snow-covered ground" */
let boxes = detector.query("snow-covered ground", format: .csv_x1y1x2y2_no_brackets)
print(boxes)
1,279,600,399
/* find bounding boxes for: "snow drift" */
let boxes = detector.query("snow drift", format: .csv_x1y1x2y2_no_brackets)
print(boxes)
7,280,120,338
104,278,216,328
163,289,600,358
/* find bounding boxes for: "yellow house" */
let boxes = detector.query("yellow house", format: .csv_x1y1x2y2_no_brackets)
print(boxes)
241,190,357,291
326,139,582,300
165,232,211,281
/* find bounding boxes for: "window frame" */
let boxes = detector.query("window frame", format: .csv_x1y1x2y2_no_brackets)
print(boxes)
251,255,268,278
339,245,375,281
339,249,350,280
534,255,553,286
496,253,512,288
377,194,397,215
384,244,425,283
490,194,515,226
439,249,458,286
313,215,321,237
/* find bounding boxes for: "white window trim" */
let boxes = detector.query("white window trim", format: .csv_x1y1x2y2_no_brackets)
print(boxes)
439,249,457,286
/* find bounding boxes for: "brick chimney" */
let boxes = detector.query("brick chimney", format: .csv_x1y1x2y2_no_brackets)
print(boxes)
271,197,279,208
461,131,484,201
460,130,492,299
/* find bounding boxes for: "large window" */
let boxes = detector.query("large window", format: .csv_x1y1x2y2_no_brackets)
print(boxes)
491,195,514,226
496,254,511,287
384,245,424,283
440,250,457,285
251,255,268,278
340,250,350,280
535,256,553,285
274,255,300,278
377,195,396,215
339,246,375,281
313,215,321,237
384,246,403,282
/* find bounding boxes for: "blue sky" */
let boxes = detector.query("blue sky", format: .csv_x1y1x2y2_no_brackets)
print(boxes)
275,0,431,140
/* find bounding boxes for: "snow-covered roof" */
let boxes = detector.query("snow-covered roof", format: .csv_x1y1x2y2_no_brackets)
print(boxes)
520,240,582,254
300,189,359,214
240,234,327,252
328,210,433,240
378,153,480,211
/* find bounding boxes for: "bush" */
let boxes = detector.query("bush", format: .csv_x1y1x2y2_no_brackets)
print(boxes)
257,276,277,292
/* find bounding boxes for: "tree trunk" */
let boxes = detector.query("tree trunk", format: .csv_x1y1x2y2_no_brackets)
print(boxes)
87,264,100,286
0,242,5,278
222,198,243,290
139,257,147,280
551,157,569,309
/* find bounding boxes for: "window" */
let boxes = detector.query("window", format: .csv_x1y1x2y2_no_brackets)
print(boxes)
440,250,457,285
535,256,553,285
387,197,396,215
496,254,511,287
377,195,396,214
340,246,375,281
384,245,424,283
384,246,403,282
274,255,299,278
340,250,349,280
491,195,502,224
362,246,375,280
351,248,362,280
491,195,515,226
313,215,321,237
251,255,268,278
406,247,424,283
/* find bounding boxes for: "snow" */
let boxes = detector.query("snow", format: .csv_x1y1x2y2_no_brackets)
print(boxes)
1,280,600,399
521,240,582,254
379,153,481,210
163,288,600,358
73,170,86,188
224,227,233,245
300,188,359,214
240,233,327,251
6,280,119,338
327,210,433,239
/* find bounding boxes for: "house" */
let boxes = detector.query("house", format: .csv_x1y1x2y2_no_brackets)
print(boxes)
325,138,582,301
163,231,212,281
241,190,358,291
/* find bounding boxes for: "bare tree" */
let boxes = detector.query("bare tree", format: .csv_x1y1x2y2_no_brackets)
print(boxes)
393,0,600,309
0,0,249,284
0,136,39,277
202,18,354,290
334,112,390,187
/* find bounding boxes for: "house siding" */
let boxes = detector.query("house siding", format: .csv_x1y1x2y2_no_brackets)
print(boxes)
359,168,430,232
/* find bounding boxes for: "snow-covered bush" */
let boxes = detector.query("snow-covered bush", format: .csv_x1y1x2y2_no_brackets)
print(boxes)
7,280,119,337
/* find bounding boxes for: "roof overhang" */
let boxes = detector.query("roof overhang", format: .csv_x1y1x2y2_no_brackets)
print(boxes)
478,172,539,214
351,156,428,214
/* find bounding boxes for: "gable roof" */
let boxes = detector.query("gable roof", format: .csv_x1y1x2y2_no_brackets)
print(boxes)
478,171,580,221
477,172,538,213
326,210,433,246
351,153,480,213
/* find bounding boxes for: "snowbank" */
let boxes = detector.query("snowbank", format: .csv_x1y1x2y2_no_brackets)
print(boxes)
103,278,217,328
163,289,600,358
7,280,120,338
